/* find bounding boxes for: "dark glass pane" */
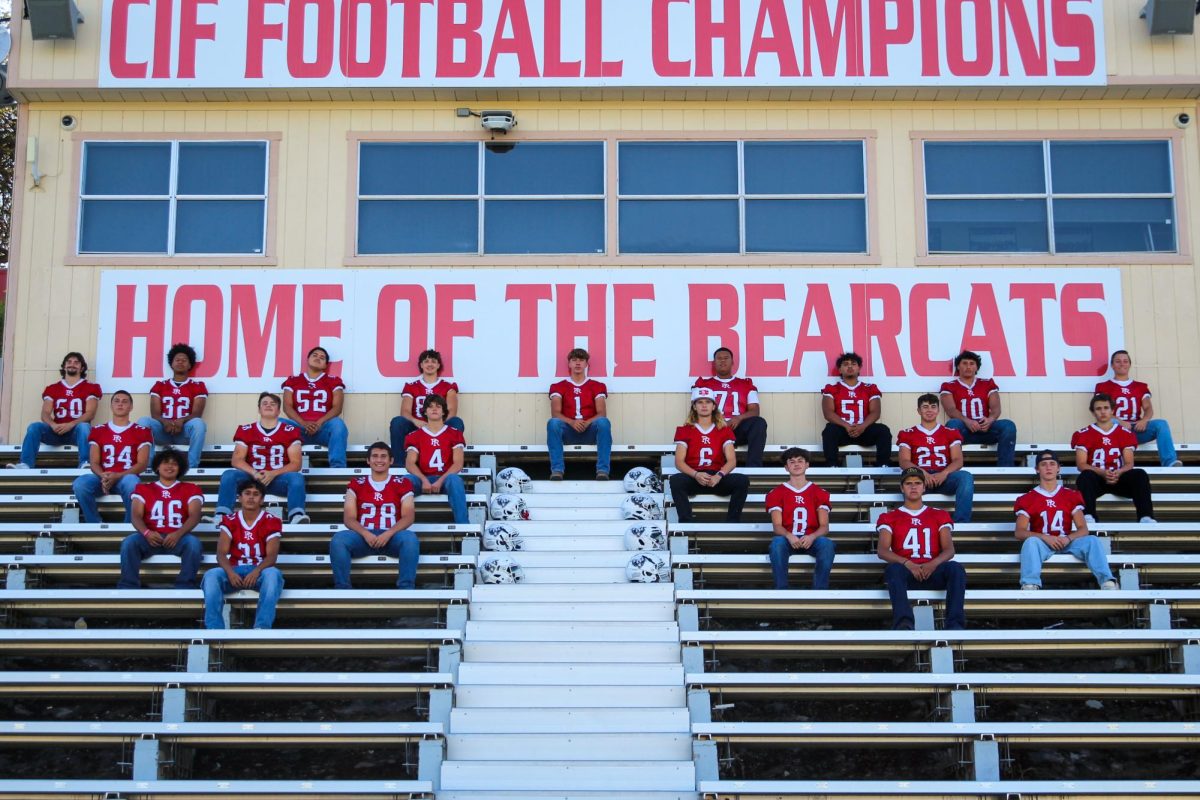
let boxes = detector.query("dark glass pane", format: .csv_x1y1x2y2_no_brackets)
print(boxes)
745,199,866,253
358,200,478,254
79,200,169,253
1053,198,1176,253
359,143,477,196
177,142,267,195
175,200,266,254
925,142,1045,195
619,199,738,253
485,142,604,196
619,142,738,195
745,141,864,194
926,198,1049,252
83,142,171,195
485,200,604,254
1050,141,1173,194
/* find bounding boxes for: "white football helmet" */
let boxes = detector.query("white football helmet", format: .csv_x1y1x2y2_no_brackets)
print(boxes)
621,494,664,520
489,493,530,521
623,466,663,494
478,555,525,584
483,522,523,552
624,522,667,551
626,552,671,583
495,467,532,494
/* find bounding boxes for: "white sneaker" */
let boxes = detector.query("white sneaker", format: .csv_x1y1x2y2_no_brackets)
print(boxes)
1083,514,1097,525
1100,580,1119,590
289,512,311,525
1170,460,1184,467
4,462,30,470
1139,516,1157,525
1021,583,1040,591
201,512,225,526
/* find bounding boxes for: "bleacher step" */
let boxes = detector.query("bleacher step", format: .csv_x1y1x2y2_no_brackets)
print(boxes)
525,507,633,521
454,684,686,708
470,583,674,602
449,707,690,733
465,620,679,642
440,760,696,791
505,520,647,535
526,481,633,494
519,493,638,508
437,791,698,800
513,567,641,583
504,535,627,551
464,641,681,663
458,662,684,685
447,732,693,761
468,601,677,621
477,551,649,568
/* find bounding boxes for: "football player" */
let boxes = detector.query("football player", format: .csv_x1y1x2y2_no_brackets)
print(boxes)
876,468,966,630
203,481,284,629
547,348,612,480
897,394,975,523
330,442,418,589
389,349,465,467
821,352,891,467
669,387,750,523
73,390,153,523
281,346,349,468
10,351,102,469
1071,393,1155,524
404,394,469,524
940,350,1018,466
1096,349,1182,467
766,447,836,590
138,343,208,469
212,392,309,525
692,346,769,467
117,448,204,589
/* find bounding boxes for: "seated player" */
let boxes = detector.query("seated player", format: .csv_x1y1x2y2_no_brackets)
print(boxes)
547,348,612,481
692,346,769,467
897,394,975,523
73,391,153,523
117,448,204,589
281,346,349,468
821,352,891,467
403,395,469,524
669,387,750,523
213,393,309,525
766,447,836,590
876,468,966,630
203,482,284,630
330,442,417,589
1016,450,1117,591
939,350,1018,467
138,343,208,469
10,351,102,469
1071,393,1155,525
389,349,465,466
1096,349,1182,467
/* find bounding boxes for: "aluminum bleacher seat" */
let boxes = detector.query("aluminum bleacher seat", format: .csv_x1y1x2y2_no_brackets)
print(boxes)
0,779,436,800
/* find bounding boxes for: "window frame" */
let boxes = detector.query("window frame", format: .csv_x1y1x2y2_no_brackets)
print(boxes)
914,130,1190,265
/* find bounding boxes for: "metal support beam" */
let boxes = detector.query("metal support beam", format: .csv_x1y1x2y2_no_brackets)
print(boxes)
34,534,55,555
61,504,79,524
438,643,462,679
161,686,187,723
688,688,713,724
857,478,875,494
930,646,955,674
446,603,468,631
453,569,474,591
1148,601,1173,630
460,537,481,557
693,737,720,783
5,567,25,590
1180,643,1200,674
913,603,935,631
1119,567,1141,591
950,689,976,723
418,736,443,791
428,688,452,726
846,454,863,468
478,454,497,476
674,567,694,591
678,603,700,632
669,536,689,557
682,645,705,674
132,736,160,780
972,737,1001,781
186,643,210,673
468,506,486,525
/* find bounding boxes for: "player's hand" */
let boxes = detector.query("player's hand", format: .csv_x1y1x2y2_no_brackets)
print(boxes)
964,419,982,433
1046,535,1069,551
304,421,320,436
224,569,246,589
728,416,742,429
421,478,436,494
979,418,993,432
697,473,715,488
928,472,945,488
162,530,183,549
785,533,804,550
1105,469,1119,484
144,530,164,547
796,534,815,550
1134,419,1149,433
373,530,396,549
572,419,588,434
846,424,861,438
430,477,446,494
52,422,71,436
905,560,924,579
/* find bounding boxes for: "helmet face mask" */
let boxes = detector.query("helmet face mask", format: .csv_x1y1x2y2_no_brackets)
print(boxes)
495,467,532,494
624,522,667,551
626,552,671,583
478,555,525,584
489,493,530,521
483,522,523,551
622,494,664,520
623,467,663,494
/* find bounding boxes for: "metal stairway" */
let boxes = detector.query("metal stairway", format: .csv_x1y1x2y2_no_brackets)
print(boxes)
439,479,699,799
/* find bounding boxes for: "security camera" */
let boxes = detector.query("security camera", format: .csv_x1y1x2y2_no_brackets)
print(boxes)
480,111,516,134
1175,113,1191,129
60,115,77,130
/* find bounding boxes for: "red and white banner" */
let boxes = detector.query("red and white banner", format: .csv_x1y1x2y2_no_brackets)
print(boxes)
98,0,1106,88
97,268,1122,394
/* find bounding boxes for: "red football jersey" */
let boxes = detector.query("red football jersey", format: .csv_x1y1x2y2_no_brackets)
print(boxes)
1015,486,1085,537
347,475,414,529
939,377,999,422
692,376,760,418
42,379,103,423
405,426,466,476
674,423,736,472
282,373,345,422
219,510,283,567
402,378,461,421
132,480,204,535
549,378,608,420
897,424,963,473
1095,379,1152,424
1071,423,1138,470
877,505,954,564
149,378,208,421
87,422,153,471
765,481,831,536
233,423,302,471
821,380,881,426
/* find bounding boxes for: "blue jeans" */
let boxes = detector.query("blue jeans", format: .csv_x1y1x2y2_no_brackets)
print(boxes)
280,417,348,468
938,470,975,523
72,472,140,523
547,417,612,474
883,561,967,630
946,418,1017,467
329,528,419,589
216,470,306,517
20,421,91,468
405,472,469,524
1136,419,1178,466
389,417,465,466
138,416,207,469
202,563,284,629
1019,535,1113,588
118,531,203,589
769,535,837,589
